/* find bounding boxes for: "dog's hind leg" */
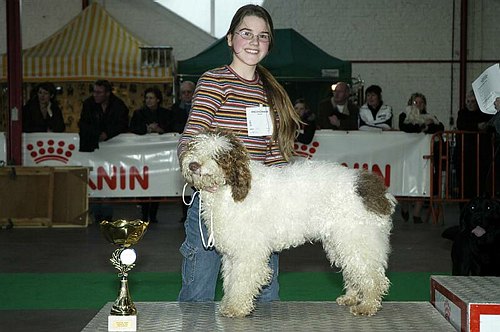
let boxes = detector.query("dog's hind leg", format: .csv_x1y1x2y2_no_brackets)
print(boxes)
322,240,362,307
324,223,391,316
349,269,389,316
219,253,272,318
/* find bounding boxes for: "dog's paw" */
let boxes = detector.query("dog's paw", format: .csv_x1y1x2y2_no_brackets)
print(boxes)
349,301,381,316
336,294,359,307
219,302,253,318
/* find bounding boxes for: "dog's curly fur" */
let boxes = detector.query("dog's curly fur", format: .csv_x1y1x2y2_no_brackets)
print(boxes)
403,105,440,126
180,131,396,318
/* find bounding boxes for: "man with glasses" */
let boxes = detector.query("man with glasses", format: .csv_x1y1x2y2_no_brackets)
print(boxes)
171,81,195,133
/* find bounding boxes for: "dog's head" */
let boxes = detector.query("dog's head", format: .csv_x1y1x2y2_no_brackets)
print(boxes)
460,197,500,241
180,130,251,202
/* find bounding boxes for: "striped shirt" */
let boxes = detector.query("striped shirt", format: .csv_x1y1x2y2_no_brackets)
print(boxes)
178,65,287,166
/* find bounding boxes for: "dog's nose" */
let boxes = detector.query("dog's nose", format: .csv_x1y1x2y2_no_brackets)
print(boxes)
189,162,201,172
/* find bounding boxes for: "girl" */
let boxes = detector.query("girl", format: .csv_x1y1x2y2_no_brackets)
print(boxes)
177,5,300,301
130,87,173,223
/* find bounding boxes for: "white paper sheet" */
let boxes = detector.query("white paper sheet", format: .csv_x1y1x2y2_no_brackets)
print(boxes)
472,63,500,115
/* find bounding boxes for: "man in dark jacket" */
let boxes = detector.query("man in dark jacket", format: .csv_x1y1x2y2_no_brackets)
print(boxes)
318,82,359,131
171,80,195,133
78,80,129,152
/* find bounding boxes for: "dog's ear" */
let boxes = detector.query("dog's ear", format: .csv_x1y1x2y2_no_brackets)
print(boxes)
217,135,251,202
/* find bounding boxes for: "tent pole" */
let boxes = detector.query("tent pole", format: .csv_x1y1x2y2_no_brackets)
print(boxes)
6,0,23,165
210,0,215,36
458,0,468,111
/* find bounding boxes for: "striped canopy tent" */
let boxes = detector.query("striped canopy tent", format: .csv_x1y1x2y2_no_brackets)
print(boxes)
0,2,173,83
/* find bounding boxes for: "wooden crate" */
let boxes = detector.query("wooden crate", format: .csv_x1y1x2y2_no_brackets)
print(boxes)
0,166,88,227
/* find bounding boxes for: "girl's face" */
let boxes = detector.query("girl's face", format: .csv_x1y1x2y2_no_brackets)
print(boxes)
38,88,51,105
145,92,160,109
228,15,270,71
366,92,380,108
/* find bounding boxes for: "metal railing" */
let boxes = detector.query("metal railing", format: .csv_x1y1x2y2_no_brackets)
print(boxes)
428,130,498,223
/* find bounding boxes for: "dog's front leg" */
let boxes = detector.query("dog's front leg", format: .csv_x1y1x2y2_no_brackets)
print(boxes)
219,254,272,318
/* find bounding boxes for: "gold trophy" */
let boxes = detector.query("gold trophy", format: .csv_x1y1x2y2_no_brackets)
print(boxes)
100,219,149,331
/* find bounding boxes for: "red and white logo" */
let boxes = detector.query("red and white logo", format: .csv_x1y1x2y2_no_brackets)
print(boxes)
294,141,319,159
26,140,76,164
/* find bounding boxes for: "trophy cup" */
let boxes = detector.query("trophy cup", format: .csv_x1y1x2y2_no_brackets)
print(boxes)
100,219,149,332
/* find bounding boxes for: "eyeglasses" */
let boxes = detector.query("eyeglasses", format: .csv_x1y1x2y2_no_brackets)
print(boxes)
235,30,270,43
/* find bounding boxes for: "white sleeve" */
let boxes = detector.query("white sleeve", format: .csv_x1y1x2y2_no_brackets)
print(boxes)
359,106,374,124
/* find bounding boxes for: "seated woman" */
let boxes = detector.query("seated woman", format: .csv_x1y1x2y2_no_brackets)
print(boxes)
129,87,173,135
399,92,444,134
359,85,393,131
22,82,65,133
294,98,316,144
399,92,444,223
130,87,173,223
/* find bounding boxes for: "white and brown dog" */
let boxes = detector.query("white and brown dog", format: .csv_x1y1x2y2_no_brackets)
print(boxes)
180,131,396,317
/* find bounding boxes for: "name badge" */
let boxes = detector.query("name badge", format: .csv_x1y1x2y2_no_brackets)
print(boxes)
246,105,273,136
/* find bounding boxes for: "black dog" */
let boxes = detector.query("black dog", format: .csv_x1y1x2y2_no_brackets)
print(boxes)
450,197,500,276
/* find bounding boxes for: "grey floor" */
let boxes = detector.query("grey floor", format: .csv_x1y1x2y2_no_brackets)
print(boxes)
0,200,460,332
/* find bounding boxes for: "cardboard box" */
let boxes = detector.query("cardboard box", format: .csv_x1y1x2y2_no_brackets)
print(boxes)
431,275,500,332
0,166,88,227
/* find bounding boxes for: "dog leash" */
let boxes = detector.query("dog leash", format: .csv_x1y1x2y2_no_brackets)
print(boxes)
182,183,215,249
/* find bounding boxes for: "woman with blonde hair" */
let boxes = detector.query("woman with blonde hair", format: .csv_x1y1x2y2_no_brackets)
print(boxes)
399,92,444,223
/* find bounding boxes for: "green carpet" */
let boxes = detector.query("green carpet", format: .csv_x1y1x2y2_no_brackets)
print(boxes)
0,272,447,310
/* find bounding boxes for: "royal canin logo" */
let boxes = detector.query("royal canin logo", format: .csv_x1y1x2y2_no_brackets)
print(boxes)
293,141,391,187
26,140,76,164
294,141,319,159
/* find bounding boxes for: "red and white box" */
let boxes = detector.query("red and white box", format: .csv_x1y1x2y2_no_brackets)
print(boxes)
431,275,500,332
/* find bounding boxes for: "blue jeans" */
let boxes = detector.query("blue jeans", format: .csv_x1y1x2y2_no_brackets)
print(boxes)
178,194,280,302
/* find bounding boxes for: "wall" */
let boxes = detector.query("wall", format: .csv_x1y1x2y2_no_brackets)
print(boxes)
264,0,500,128
0,1,81,52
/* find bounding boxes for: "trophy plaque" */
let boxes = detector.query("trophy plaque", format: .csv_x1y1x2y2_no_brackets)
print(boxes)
100,219,149,332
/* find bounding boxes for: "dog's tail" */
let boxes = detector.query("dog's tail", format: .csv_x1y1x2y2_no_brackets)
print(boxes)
355,171,396,217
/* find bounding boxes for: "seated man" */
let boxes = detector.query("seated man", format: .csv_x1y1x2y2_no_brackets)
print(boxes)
318,82,359,131
171,81,195,133
78,80,129,225
78,79,129,152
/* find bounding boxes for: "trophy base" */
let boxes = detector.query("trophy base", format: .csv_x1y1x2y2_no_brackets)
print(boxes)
107,315,137,332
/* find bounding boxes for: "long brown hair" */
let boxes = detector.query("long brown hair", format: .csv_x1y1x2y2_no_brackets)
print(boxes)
226,5,300,161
